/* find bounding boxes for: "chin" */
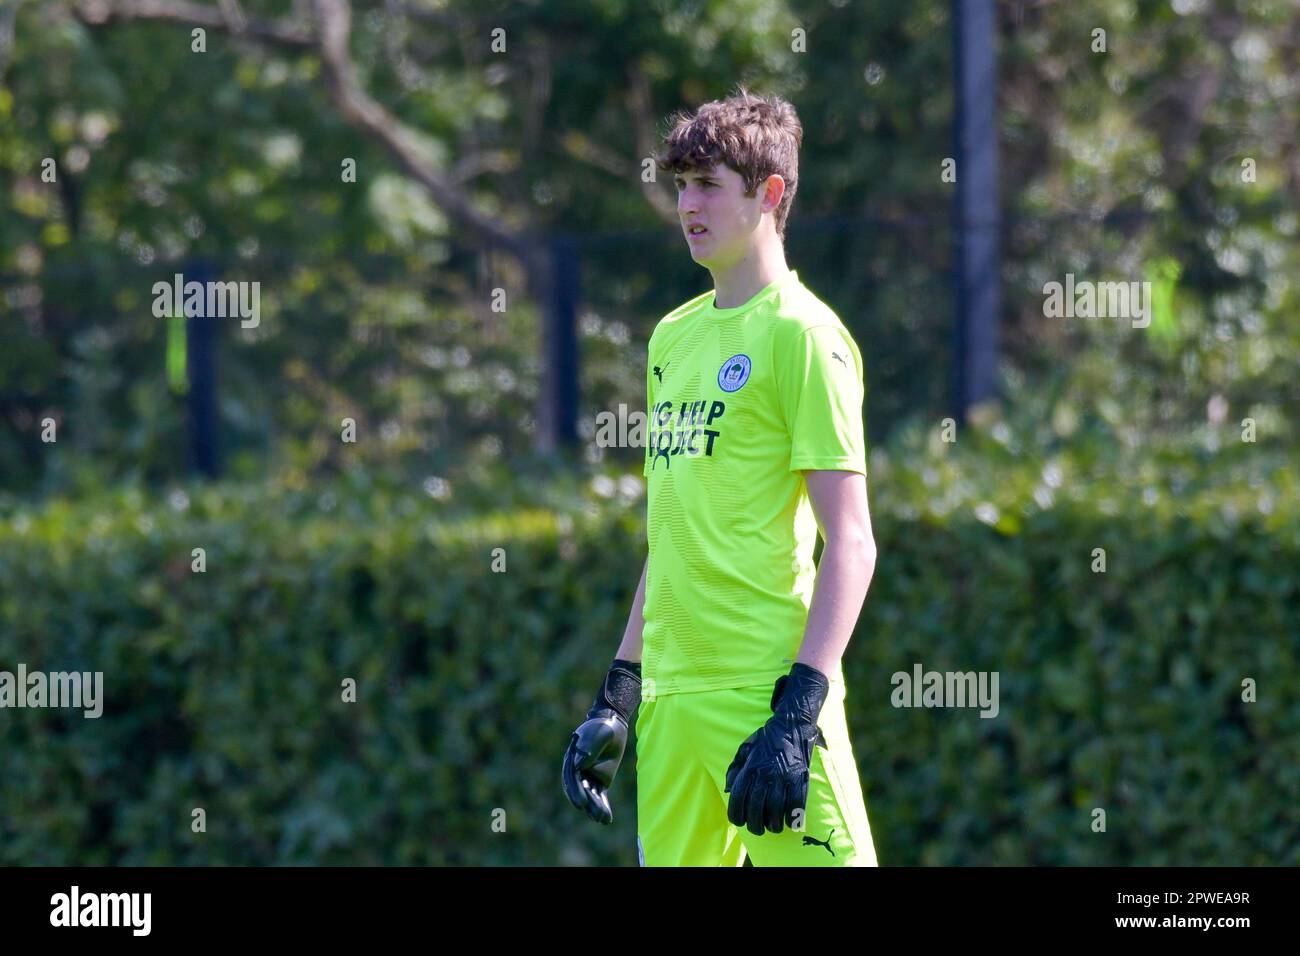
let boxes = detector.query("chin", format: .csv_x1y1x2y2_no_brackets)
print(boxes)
689,242,721,265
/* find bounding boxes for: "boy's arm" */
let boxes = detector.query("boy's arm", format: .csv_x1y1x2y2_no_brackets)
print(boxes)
622,332,655,659
615,556,649,663
563,556,646,825
795,470,876,676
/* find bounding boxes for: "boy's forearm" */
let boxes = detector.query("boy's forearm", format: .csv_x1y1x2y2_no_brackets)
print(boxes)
615,556,649,663
795,536,876,677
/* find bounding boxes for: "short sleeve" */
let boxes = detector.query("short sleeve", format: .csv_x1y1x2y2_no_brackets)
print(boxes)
776,324,867,474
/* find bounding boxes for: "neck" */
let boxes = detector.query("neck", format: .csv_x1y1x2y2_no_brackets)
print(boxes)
710,238,789,309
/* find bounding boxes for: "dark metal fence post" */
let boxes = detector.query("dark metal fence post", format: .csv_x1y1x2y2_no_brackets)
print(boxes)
536,235,579,454
953,0,1003,424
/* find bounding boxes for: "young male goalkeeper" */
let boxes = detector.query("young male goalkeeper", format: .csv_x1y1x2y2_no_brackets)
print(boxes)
563,87,879,866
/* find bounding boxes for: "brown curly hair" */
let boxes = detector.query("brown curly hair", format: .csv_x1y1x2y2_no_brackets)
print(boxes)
656,84,803,241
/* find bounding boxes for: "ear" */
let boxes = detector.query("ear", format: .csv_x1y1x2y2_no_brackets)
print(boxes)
761,174,786,212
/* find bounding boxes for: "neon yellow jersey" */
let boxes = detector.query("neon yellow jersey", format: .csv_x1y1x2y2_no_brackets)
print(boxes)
641,269,867,696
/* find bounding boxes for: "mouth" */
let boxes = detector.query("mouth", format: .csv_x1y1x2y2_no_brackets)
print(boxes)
687,225,709,242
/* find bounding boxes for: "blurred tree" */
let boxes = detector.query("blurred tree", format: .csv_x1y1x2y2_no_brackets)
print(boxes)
0,0,1296,497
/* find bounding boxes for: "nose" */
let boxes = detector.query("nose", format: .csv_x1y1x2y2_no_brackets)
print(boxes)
678,186,698,216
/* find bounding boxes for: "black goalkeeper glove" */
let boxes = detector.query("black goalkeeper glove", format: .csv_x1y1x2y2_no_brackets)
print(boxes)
561,659,642,825
724,662,830,836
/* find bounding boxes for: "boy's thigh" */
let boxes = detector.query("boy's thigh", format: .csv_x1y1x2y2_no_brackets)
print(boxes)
636,682,877,867
735,736,877,866
635,695,745,867
695,682,878,867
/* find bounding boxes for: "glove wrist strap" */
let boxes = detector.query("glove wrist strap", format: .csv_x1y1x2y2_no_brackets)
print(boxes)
773,662,830,724
589,659,642,723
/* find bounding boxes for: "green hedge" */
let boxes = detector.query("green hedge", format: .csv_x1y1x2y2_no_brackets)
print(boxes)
1,447,1297,865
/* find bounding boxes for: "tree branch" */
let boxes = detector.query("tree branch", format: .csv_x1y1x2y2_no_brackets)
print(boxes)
450,147,517,185
309,0,525,257
72,0,312,47
0,2,16,84
627,62,678,224
68,0,531,260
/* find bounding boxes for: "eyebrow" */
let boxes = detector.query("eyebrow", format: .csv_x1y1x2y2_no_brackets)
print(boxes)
673,171,718,183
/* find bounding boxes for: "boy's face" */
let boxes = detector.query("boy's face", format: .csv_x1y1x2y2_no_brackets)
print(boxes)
674,163,781,270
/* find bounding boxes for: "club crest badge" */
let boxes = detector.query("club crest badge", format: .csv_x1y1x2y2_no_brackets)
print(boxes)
717,353,752,392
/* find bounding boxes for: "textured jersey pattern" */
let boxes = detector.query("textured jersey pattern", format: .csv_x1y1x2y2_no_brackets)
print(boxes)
641,270,867,696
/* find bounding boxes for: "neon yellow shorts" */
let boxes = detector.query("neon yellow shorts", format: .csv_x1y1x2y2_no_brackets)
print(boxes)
634,678,878,866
